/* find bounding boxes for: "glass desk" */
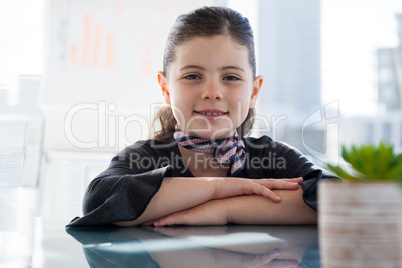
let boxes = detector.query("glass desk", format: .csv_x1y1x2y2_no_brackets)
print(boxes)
56,225,320,268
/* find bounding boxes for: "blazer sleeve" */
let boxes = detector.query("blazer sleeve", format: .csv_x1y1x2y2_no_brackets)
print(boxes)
67,143,173,227
270,141,339,211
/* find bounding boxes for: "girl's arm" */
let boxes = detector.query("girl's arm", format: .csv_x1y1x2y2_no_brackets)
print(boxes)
227,188,317,224
146,188,316,226
113,177,303,226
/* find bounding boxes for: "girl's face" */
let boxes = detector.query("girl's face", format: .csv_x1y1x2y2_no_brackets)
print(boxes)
158,35,263,140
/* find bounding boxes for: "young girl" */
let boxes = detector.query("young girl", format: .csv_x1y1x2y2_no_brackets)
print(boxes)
67,6,337,227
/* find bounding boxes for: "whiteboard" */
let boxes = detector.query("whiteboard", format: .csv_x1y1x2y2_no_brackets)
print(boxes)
44,0,218,109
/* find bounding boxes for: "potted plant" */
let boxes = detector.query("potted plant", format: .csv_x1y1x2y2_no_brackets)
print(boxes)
319,143,402,268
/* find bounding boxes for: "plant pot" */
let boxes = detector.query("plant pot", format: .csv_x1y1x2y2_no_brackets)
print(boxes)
319,181,402,268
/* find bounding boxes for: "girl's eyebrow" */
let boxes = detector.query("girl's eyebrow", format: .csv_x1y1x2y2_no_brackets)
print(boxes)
221,66,246,73
179,65,205,71
180,65,246,72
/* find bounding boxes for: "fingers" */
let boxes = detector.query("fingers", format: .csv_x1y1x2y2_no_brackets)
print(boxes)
142,218,176,227
254,180,299,190
151,210,192,227
214,177,302,201
249,185,282,203
279,177,303,183
253,177,303,183
153,215,180,227
247,177,302,202
141,220,156,226
253,177,303,190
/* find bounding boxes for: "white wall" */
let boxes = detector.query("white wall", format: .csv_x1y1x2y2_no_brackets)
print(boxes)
42,0,218,153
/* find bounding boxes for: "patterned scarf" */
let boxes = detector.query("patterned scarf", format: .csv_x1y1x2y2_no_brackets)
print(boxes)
173,126,246,175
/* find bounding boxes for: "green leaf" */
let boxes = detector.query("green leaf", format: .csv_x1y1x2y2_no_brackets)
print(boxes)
327,164,362,182
328,143,402,184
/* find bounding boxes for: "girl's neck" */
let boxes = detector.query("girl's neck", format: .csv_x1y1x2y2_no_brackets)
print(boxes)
178,145,230,177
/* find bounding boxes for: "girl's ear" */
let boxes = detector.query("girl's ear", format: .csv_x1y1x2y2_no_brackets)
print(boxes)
249,75,263,109
157,71,171,104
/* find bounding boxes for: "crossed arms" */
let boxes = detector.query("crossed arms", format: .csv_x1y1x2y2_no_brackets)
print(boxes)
114,176,317,227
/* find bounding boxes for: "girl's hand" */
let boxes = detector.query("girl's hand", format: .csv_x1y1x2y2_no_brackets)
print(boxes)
144,199,229,227
213,177,303,203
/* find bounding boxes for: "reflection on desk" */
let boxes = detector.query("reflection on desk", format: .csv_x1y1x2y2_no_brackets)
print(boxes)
66,225,320,268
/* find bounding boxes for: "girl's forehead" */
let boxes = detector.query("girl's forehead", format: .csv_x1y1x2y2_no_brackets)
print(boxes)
179,35,246,50
174,35,249,61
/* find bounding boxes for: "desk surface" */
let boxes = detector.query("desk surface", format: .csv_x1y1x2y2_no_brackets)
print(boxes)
42,225,320,268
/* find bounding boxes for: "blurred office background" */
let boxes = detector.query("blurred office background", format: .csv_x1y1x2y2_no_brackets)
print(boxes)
1,0,402,265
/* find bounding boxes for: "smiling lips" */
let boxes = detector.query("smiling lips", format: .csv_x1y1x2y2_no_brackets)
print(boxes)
194,109,228,119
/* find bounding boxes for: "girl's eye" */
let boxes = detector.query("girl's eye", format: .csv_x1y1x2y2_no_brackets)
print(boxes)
184,74,201,80
223,76,240,81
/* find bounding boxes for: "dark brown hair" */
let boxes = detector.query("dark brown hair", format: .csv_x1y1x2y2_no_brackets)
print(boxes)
152,6,256,139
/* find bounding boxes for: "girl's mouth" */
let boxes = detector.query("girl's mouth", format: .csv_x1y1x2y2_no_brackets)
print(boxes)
197,111,226,116
194,110,228,119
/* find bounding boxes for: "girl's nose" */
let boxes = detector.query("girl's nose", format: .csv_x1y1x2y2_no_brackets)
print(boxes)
201,81,223,101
